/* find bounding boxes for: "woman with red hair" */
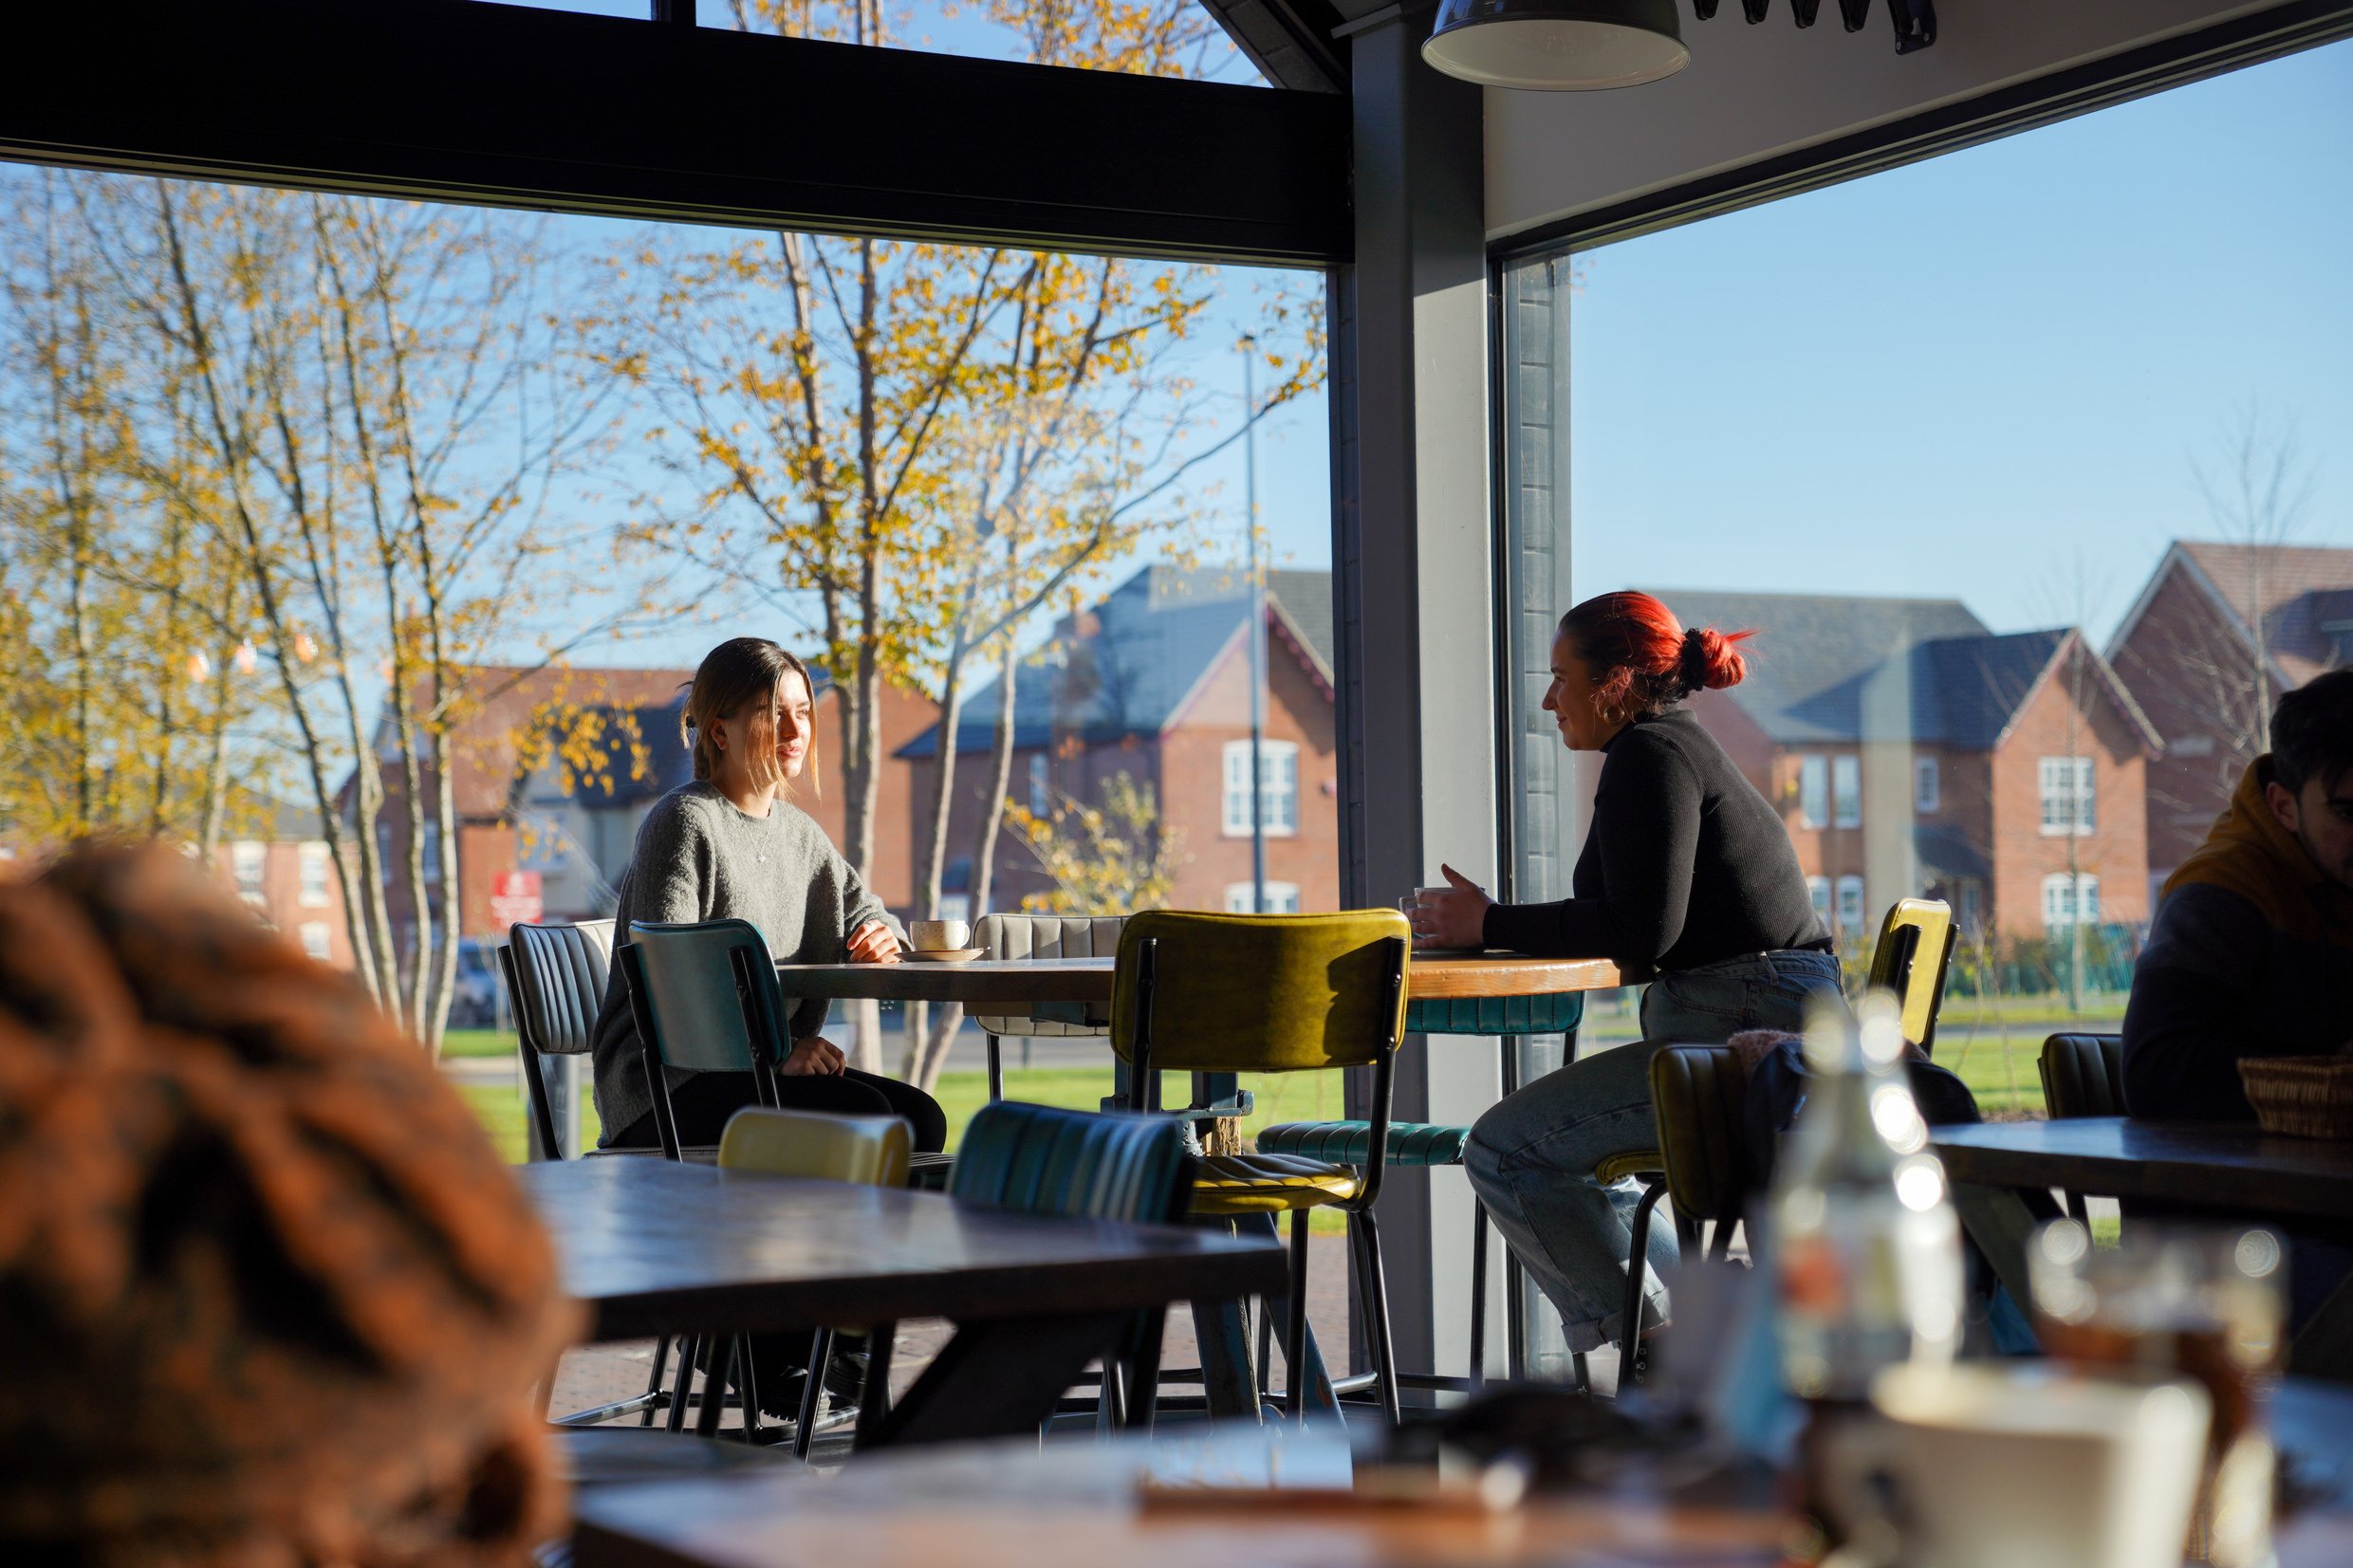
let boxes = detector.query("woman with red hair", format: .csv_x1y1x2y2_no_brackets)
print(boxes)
1411,591,1841,1360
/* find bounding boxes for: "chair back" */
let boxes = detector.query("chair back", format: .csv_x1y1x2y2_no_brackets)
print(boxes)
1649,1044,1751,1229
718,1107,911,1187
1109,910,1411,1074
971,913,1124,1036
950,1101,1192,1225
501,919,614,1161
2039,1033,2125,1119
1865,898,1956,1054
507,919,615,1056
621,918,787,1075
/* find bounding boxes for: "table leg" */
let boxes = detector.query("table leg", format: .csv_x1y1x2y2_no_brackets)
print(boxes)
1951,1180,2047,1320
1501,1036,1528,1383
1193,1294,1263,1421
863,1310,1144,1448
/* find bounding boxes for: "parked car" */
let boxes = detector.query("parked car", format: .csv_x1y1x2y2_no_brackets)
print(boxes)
446,936,505,1030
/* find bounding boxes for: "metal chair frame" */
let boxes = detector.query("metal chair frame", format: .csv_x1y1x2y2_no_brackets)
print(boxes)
1120,929,1409,1427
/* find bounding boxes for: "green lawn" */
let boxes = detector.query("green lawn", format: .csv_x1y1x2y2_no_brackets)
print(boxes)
454,988,2123,1168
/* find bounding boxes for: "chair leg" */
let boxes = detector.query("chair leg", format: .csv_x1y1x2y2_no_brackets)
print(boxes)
1286,1209,1311,1427
696,1339,734,1438
665,1335,699,1434
1469,1200,1489,1390
1618,1178,1669,1389
986,1034,1004,1103
1571,1350,1590,1392
794,1327,833,1460
1255,1286,1276,1400
1353,1208,1402,1428
734,1337,766,1445
853,1325,897,1450
640,1336,672,1427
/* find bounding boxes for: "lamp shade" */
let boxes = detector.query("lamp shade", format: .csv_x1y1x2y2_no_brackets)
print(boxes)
1421,0,1688,90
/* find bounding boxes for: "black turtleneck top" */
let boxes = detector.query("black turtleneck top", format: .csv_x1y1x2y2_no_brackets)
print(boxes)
1482,706,1831,976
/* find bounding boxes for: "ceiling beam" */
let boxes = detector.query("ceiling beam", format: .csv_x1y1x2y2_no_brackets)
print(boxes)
1193,0,1353,92
2,0,1352,267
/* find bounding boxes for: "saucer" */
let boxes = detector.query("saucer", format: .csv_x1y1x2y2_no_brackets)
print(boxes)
906,948,985,963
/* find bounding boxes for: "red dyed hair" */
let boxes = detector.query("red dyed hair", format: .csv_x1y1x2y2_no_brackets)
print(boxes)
1557,592,1752,717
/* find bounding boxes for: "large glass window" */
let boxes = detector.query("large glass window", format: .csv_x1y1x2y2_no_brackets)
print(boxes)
1497,39,2349,1140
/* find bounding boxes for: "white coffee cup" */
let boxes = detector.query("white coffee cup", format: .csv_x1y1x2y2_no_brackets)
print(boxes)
909,918,971,952
1818,1361,2211,1568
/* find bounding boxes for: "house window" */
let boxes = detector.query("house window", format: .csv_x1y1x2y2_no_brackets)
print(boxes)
1224,881,1300,914
1222,740,1298,838
1959,882,1982,935
298,841,332,907
298,922,333,961
1835,875,1865,934
2039,757,2096,836
1832,755,1862,829
421,819,444,881
1807,876,1830,923
1798,755,1827,829
1914,757,1939,815
1027,753,1050,818
232,840,267,903
2042,873,2101,928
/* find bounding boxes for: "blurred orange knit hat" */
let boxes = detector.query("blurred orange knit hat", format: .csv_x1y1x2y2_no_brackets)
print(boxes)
0,842,577,1566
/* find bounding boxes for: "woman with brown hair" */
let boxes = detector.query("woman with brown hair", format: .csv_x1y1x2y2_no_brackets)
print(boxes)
1412,592,1841,1359
587,636,945,1153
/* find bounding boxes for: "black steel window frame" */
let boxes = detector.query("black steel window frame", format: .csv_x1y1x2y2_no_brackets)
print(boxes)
4,0,1351,268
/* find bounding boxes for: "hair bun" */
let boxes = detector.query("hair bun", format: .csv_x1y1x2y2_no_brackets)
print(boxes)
1683,625,1749,691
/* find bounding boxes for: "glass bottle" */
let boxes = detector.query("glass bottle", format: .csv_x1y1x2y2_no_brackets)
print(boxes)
1772,992,1967,1563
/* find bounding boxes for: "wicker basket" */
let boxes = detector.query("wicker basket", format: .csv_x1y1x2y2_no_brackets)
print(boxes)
2238,1056,2353,1140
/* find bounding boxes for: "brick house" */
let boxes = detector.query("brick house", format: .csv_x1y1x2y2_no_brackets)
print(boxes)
211,800,354,969
901,564,1340,917
1645,590,2159,942
2107,541,2353,895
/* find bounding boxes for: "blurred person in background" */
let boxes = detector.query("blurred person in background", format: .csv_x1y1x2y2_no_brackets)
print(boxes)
2123,669,2353,1337
0,841,573,1566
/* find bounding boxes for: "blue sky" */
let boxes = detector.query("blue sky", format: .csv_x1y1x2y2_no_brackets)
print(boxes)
1568,38,2353,645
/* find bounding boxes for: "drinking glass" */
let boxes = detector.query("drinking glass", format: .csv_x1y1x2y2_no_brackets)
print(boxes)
1398,887,1455,950
2028,1219,2285,1568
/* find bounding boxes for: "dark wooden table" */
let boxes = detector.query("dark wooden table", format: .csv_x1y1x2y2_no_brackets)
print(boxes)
571,1380,2353,1568
521,1157,1287,1446
1931,1117,2353,1223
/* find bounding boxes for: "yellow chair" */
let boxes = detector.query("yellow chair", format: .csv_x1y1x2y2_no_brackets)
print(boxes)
1112,909,1411,1426
714,1107,911,1456
1610,899,1957,1390
1866,897,1957,1055
718,1106,911,1187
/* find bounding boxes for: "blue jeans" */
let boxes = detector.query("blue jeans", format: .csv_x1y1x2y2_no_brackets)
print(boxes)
1464,949,1847,1353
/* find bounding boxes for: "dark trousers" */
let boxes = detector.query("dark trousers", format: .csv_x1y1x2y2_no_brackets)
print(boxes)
612,1065,949,1153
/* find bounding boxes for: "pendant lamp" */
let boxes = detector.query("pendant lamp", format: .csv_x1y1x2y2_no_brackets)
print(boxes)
1421,0,1689,90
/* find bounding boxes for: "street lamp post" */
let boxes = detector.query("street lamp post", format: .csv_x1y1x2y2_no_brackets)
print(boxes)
1243,336,1267,914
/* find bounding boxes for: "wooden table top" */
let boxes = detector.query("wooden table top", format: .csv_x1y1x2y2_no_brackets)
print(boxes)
571,1424,1784,1568
521,1158,1288,1344
571,1380,2353,1568
774,950,1623,1005
1930,1117,2353,1224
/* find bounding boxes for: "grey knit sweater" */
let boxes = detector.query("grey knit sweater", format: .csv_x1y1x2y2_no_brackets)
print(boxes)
588,781,899,1144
